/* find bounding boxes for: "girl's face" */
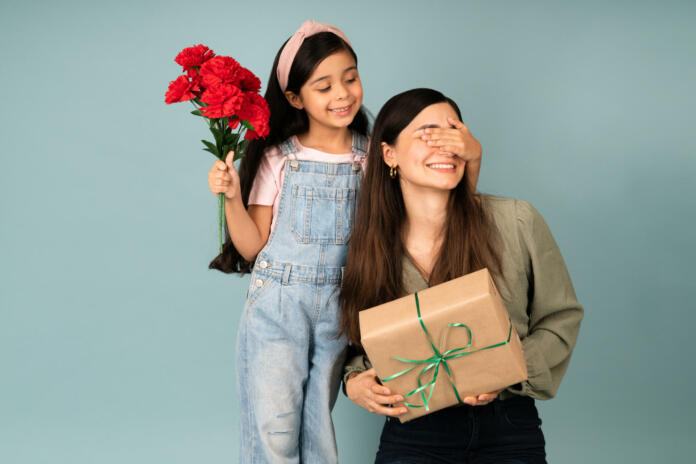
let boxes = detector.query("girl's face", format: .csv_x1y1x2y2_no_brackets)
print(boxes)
287,49,363,131
382,102,466,192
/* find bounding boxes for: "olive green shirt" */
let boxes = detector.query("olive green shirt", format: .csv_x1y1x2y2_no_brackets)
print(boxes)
343,195,584,401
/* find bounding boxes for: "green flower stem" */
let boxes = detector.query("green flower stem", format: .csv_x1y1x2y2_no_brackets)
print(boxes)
218,192,225,254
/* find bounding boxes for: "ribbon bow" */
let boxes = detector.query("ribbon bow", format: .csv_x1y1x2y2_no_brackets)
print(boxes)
380,291,513,411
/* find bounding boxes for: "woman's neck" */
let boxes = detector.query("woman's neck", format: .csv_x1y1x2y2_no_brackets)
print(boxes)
298,122,352,154
401,182,450,277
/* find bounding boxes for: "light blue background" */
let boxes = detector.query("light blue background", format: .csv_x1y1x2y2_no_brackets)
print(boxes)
1,0,694,462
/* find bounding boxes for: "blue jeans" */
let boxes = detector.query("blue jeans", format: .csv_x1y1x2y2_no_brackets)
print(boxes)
236,268,347,463
375,396,546,464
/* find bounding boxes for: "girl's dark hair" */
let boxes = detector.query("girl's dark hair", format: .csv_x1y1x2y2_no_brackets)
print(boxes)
339,88,502,347
209,32,369,273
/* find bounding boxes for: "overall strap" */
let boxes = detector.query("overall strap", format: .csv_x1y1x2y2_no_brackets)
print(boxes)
279,137,300,170
351,132,368,157
350,132,368,171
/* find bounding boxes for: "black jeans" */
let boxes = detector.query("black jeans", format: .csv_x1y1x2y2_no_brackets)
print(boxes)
374,396,546,464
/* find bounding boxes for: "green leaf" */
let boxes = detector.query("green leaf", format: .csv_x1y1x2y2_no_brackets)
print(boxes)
201,139,219,157
191,109,203,116
210,127,222,146
202,147,220,158
237,140,250,158
223,131,238,145
240,120,255,131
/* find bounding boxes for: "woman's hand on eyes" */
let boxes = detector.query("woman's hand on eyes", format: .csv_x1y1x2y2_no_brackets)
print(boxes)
414,117,482,162
346,368,408,417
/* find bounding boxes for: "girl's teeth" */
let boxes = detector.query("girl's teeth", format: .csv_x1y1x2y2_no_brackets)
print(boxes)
331,106,350,112
429,164,455,169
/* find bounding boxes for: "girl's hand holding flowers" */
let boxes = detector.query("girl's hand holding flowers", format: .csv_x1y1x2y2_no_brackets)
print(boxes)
208,151,241,201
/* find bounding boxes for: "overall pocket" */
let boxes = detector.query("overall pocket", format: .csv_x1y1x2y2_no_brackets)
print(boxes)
291,184,357,244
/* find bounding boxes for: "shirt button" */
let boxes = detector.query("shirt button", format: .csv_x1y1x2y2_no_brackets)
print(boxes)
259,260,268,269
255,279,263,288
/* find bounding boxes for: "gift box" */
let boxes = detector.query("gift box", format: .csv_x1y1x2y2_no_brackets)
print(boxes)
359,268,527,422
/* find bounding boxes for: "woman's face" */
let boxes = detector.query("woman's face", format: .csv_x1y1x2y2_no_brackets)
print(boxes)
382,102,466,192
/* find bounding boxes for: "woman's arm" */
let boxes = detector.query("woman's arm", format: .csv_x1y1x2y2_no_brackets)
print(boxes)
509,200,584,400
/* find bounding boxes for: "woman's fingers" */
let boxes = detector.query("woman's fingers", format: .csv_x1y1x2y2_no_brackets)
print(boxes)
370,390,403,405
371,383,392,396
367,400,408,417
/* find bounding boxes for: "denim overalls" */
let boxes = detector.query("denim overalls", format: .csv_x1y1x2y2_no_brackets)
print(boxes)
236,133,367,463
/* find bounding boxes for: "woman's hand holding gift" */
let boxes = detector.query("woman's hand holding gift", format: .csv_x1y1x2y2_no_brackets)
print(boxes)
346,369,408,417
462,389,503,406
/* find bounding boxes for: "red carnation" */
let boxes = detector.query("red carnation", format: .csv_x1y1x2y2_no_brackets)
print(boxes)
235,66,262,93
165,75,200,104
199,56,241,88
237,92,270,139
164,44,272,253
175,44,215,71
199,84,244,119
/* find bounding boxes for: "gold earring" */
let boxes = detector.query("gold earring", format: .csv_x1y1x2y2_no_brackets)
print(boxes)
389,166,397,179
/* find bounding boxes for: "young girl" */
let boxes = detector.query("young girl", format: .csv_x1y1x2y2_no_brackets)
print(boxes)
341,88,584,463
207,22,482,463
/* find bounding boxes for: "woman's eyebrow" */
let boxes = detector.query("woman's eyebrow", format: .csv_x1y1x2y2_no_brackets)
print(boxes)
416,124,440,131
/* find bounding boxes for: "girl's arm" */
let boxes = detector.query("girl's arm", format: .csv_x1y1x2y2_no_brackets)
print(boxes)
208,152,273,262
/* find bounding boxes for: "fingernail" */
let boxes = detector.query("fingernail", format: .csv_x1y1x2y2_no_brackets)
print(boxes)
400,408,407,414
396,396,403,402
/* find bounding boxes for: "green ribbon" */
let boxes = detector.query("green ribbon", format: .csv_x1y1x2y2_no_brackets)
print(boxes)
380,291,513,411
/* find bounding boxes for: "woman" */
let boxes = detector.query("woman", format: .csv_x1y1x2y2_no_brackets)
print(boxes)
340,88,583,463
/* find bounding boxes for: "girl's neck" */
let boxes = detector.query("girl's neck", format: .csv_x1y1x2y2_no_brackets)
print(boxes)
297,122,352,154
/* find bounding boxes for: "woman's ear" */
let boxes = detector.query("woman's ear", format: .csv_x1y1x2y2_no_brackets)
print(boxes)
381,141,396,168
285,91,304,110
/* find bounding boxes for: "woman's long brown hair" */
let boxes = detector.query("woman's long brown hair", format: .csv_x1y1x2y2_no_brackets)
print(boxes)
339,89,502,348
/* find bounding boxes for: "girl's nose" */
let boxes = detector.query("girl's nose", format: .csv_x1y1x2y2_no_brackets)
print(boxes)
335,83,349,99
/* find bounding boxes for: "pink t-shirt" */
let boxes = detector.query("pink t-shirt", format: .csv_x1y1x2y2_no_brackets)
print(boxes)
248,135,368,233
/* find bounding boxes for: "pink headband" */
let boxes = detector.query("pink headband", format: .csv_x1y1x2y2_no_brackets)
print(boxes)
276,20,353,92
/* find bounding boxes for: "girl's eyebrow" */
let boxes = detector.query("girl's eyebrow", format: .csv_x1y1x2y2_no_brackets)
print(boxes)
309,66,358,85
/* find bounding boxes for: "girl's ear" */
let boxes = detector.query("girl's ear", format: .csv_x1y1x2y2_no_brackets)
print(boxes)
285,91,304,110
381,141,396,168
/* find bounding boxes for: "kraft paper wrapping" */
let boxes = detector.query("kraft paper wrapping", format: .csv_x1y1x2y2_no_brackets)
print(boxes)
359,268,528,422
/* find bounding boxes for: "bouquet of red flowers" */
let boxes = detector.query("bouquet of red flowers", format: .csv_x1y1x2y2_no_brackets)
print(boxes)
165,44,270,252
